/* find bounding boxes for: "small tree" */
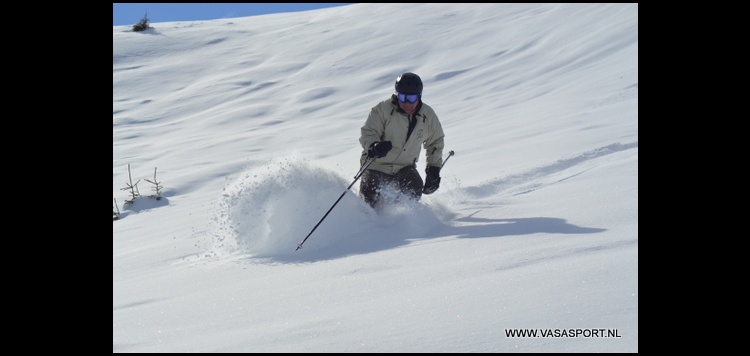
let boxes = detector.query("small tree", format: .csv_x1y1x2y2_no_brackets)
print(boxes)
145,167,164,200
113,198,121,220
121,164,141,205
133,12,151,32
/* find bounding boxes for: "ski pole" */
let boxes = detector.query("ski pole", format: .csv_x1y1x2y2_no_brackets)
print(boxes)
441,150,455,169
296,156,377,251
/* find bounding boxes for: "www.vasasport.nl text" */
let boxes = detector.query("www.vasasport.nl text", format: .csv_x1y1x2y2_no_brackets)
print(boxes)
505,329,621,338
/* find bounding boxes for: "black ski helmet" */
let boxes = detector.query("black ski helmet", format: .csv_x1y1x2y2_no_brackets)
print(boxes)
394,72,423,94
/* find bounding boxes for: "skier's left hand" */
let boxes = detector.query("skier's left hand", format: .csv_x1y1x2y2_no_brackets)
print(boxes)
423,166,441,194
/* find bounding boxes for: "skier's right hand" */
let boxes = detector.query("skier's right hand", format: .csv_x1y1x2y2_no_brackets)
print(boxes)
368,140,392,158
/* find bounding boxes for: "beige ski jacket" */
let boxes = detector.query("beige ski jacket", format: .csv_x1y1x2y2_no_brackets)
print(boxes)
359,95,445,175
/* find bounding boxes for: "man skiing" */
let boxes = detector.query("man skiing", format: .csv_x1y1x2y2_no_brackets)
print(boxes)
358,72,446,208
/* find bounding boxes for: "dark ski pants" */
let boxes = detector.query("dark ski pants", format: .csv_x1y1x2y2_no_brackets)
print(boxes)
359,165,423,207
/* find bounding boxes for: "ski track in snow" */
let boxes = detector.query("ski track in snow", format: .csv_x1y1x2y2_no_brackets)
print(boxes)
458,141,637,198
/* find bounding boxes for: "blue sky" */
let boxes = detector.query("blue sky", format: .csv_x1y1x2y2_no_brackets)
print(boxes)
113,3,353,26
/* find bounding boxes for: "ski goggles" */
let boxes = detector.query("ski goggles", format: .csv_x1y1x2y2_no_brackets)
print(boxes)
397,93,420,103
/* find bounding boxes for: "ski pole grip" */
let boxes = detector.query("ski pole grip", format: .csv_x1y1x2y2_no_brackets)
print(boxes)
441,150,455,169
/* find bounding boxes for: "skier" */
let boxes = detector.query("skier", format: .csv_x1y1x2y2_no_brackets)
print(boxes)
358,72,446,208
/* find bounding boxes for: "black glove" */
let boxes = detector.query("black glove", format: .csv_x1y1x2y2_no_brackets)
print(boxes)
367,141,392,158
423,166,441,194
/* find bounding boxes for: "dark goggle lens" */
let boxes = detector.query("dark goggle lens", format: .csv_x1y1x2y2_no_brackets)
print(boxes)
397,93,420,103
